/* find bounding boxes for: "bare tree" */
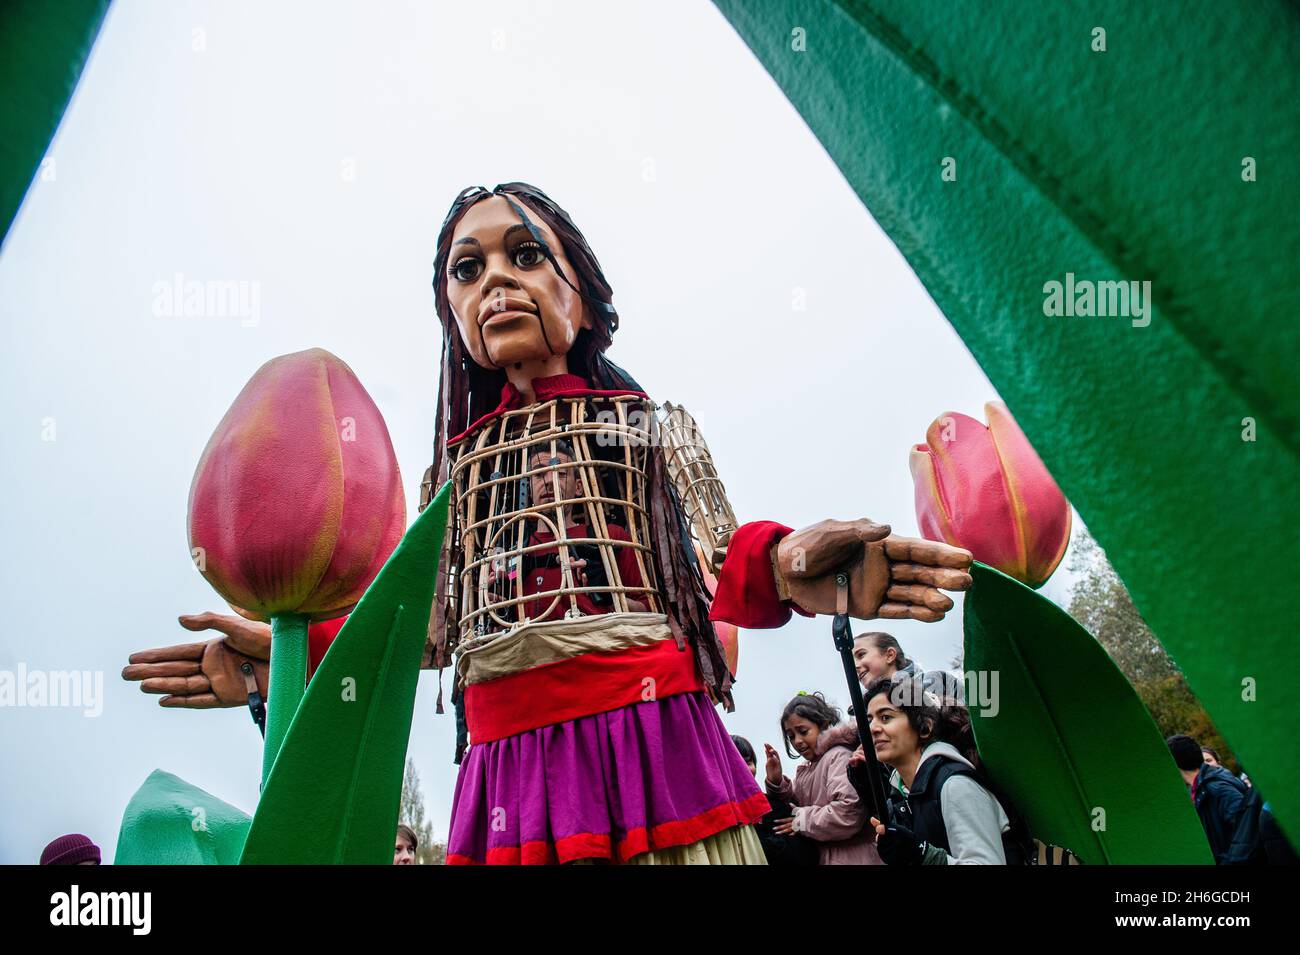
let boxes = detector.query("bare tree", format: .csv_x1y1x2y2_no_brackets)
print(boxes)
399,757,447,864
1067,530,1178,684
1067,528,1234,769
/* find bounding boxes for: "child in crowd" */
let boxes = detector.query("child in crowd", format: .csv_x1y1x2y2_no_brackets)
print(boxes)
732,735,817,865
764,692,881,865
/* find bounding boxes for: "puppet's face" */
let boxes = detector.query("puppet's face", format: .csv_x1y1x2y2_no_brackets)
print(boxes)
445,195,593,370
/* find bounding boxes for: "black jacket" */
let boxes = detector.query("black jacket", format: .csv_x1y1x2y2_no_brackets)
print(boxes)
1192,763,1248,863
888,755,1027,864
754,787,819,865
1260,803,1300,865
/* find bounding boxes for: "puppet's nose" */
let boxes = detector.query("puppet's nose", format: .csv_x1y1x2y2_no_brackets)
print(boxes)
481,268,520,300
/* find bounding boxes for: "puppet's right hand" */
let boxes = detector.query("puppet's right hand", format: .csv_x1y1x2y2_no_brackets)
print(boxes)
121,612,270,708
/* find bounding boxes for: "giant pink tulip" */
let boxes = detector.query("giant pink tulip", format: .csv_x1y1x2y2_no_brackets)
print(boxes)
910,401,1070,589
188,348,406,622
695,542,738,677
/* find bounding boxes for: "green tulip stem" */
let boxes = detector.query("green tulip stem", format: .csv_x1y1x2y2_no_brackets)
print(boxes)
261,612,310,786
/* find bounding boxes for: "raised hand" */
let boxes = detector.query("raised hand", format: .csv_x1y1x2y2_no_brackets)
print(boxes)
763,742,784,786
122,612,270,709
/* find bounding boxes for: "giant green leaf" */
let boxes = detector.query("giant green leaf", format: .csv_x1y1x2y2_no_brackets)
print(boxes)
712,0,1300,835
1,0,111,248
114,769,251,865
239,483,450,864
964,563,1211,864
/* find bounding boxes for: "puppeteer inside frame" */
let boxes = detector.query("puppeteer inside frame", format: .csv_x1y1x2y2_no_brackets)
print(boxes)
423,387,740,687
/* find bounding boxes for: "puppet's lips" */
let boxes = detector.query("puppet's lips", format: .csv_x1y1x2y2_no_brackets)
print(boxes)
478,299,537,325
482,309,536,330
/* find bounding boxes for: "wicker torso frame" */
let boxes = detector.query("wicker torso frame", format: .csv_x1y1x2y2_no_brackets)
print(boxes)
660,402,737,575
447,394,663,648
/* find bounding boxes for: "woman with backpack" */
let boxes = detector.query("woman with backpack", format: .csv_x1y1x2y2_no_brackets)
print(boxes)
851,674,1026,864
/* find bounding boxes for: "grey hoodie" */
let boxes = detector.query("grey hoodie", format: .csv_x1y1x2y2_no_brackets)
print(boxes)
890,741,1010,865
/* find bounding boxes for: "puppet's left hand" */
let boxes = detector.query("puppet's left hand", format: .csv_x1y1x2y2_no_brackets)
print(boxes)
775,518,972,622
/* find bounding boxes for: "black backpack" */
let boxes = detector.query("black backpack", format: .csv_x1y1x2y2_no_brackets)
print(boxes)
889,755,1034,865
1224,783,1266,865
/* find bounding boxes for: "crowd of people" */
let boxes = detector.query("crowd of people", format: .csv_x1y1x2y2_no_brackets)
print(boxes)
730,631,1296,866
37,631,1295,866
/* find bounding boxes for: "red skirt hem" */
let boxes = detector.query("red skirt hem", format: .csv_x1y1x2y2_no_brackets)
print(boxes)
446,790,770,865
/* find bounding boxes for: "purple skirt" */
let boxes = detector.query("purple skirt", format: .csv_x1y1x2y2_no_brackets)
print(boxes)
447,690,769,864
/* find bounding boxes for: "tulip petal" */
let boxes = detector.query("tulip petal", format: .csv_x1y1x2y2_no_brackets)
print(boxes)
909,444,956,547
716,621,739,677
984,401,1071,588
921,411,1024,579
189,352,344,617
187,348,407,618
695,542,738,675
298,351,406,616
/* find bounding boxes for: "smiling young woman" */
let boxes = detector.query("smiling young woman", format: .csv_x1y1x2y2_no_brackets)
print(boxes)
858,675,1027,865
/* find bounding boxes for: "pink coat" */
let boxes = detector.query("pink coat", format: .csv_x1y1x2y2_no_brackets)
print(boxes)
767,723,882,865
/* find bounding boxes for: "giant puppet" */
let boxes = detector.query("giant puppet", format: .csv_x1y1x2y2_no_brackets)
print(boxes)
124,182,974,864
9,1,1298,858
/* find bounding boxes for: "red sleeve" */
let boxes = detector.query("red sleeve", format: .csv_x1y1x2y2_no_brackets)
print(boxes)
708,521,814,629
307,615,348,682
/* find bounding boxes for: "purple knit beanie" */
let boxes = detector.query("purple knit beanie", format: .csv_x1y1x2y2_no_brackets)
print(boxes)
40,833,101,866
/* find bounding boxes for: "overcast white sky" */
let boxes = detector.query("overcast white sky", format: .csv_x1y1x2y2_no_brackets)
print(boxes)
0,0,1079,863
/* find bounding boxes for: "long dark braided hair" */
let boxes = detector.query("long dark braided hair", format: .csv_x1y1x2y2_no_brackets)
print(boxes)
427,183,731,706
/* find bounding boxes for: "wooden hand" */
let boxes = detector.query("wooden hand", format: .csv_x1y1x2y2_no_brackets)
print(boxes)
775,519,972,621
122,612,270,708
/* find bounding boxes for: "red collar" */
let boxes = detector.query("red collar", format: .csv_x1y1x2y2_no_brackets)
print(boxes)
499,373,591,407
447,372,650,447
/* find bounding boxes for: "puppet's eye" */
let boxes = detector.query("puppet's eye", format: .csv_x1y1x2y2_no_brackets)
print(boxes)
450,257,482,282
513,242,544,268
